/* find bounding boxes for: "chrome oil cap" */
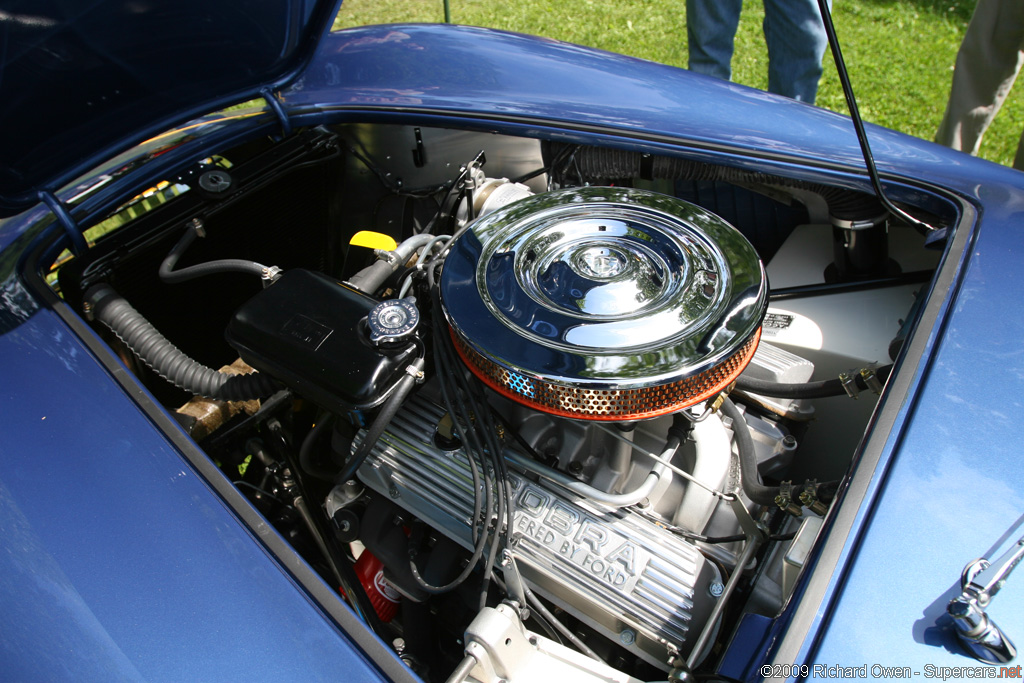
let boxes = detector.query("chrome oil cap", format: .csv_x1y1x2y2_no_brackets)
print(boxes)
440,186,767,420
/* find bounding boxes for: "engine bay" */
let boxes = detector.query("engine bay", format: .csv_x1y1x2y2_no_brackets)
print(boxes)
50,122,944,681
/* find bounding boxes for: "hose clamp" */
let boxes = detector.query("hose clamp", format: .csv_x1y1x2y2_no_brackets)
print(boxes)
774,480,804,516
839,371,860,399
261,265,284,287
860,367,883,394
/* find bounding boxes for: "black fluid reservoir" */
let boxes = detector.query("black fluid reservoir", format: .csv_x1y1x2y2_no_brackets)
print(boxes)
226,269,418,411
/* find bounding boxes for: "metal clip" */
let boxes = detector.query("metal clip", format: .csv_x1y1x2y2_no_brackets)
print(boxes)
839,371,860,399
774,480,804,517
860,367,883,394
261,265,283,287
798,479,829,515
405,363,425,381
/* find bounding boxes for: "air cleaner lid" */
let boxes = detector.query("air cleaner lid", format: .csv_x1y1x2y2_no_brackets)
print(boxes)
440,186,767,418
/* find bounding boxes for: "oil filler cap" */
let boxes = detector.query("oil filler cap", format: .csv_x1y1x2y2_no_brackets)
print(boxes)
367,297,420,346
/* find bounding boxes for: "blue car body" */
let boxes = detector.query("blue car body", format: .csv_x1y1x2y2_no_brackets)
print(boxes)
2,8,1023,682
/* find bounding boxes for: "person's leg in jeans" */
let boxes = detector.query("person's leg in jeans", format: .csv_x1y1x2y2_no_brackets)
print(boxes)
762,0,830,104
687,0,743,82
935,0,1024,169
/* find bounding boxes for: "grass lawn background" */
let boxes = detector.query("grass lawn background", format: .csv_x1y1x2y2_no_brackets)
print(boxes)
334,0,1022,169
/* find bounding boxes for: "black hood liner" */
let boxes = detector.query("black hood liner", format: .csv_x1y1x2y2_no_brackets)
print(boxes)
0,0,334,215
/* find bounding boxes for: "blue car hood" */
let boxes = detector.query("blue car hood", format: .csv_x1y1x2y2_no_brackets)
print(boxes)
0,0,341,217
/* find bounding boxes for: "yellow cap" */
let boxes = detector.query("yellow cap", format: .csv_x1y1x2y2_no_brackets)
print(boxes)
349,231,398,251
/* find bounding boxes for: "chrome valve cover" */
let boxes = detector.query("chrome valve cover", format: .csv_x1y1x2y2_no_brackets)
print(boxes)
356,395,721,669
440,186,767,420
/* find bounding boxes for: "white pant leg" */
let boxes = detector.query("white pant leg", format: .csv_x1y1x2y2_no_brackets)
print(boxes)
936,0,1024,164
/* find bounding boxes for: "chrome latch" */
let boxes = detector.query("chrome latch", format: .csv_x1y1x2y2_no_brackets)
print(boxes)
947,534,1024,664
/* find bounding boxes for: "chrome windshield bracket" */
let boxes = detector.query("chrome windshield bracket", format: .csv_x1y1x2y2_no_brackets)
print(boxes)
947,534,1024,664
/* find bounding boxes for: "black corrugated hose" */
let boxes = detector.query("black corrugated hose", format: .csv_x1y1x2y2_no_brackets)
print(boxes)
85,283,279,400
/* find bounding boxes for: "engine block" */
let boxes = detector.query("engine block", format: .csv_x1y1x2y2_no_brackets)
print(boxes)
356,395,721,669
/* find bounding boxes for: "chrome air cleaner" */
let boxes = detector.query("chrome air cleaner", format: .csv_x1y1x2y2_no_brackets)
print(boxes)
439,187,767,420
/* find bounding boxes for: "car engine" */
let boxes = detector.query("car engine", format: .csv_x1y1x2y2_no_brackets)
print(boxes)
54,123,939,682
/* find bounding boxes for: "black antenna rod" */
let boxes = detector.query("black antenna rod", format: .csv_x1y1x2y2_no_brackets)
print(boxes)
816,0,938,234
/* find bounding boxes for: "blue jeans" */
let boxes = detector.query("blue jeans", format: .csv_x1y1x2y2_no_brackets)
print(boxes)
686,0,831,104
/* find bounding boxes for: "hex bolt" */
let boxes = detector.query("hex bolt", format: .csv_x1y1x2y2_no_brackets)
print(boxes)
619,628,636,646
709,580,725,598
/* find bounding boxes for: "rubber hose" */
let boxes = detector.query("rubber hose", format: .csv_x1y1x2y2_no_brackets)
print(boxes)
162,259,268,283
346,234,439,295
337,359,423,483
721,397,790,506
85,284,279,400
735,364,892,399
160,225,267,284
345,260,394,295
299,416,338,482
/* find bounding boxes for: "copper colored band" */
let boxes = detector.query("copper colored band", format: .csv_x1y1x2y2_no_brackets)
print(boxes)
451,328,761,421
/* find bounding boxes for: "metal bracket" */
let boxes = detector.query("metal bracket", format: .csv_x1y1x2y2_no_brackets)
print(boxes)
412,127,427,167
260,88,292,139
365,461,399,500
727,494,768,541
947,534,1024,664
500,549,528,608
460,604,641,683
38,191,88,255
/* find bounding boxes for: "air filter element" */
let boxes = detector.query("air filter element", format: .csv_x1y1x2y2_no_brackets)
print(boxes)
440,187,767,420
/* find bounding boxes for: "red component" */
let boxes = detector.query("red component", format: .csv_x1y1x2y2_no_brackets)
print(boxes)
353,550,401,623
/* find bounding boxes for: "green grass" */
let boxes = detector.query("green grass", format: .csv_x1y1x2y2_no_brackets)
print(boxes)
334,0,1022,169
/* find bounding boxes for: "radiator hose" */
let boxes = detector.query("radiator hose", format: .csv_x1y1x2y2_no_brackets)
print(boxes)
721,397,838,508
721,397,782,506
160,221,269,284
85,284,279,400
